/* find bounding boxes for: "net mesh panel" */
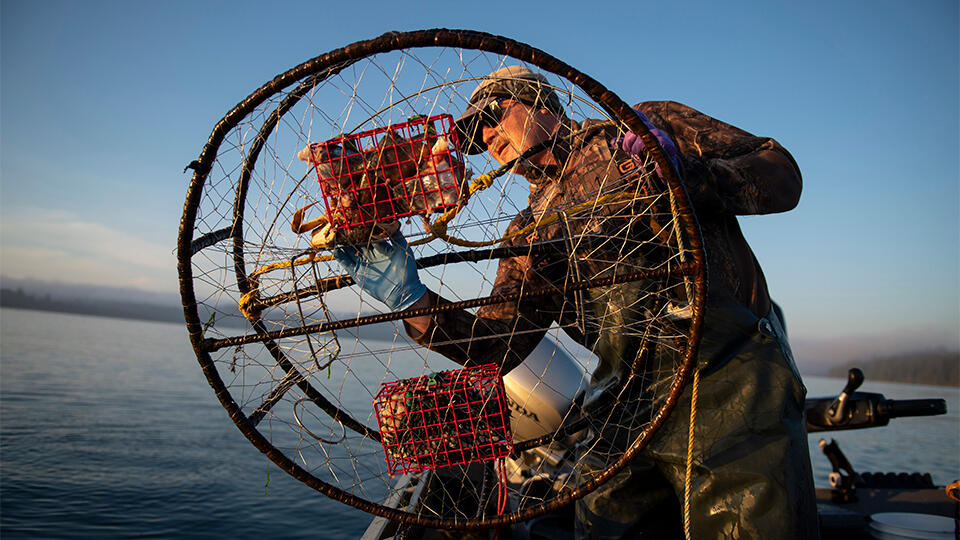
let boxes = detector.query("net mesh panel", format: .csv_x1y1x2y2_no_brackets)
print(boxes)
187,48,695,522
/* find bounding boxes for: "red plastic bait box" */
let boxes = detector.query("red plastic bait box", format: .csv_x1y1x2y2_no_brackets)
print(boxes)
373,364,513,475
305,114,465,230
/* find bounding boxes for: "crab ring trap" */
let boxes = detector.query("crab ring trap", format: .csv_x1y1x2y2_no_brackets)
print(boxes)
178,29,706,530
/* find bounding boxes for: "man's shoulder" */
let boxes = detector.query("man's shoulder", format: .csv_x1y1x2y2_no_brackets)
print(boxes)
631,100,702,123
631,100,688,108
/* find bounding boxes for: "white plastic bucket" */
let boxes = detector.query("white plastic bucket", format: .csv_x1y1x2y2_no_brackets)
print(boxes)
869,512,955,539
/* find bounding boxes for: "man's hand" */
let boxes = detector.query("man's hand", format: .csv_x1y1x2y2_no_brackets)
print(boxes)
615,109,679,176
332,231,427,311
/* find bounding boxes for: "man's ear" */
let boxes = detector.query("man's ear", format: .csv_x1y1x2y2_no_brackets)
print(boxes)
539,107,555,117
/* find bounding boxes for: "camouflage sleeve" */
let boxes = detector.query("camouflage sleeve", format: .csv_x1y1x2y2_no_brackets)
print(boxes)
636,101,802,216
403,210,558,371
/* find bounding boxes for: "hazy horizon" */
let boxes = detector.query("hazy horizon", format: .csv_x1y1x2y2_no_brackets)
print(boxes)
2,2,957,372
3,275,956,377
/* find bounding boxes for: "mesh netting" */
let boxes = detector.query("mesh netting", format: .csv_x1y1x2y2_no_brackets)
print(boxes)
179,30,705,530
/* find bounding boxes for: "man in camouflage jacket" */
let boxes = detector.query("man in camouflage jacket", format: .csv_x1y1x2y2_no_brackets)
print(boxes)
336,66,819,539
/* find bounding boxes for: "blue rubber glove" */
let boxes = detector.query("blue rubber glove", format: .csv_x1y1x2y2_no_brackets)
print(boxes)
332,231,427,311
614,109,679,176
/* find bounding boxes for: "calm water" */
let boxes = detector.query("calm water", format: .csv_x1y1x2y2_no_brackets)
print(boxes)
1,308,957,538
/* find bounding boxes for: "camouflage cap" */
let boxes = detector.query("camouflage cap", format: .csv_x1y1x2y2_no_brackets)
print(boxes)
455,66,564,155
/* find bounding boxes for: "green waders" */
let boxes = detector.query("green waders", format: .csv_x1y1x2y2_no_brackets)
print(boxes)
575,296,819,539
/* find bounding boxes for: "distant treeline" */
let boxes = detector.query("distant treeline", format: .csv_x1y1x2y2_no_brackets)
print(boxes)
827,351,959,387
0,287,405,342
1,287,185,324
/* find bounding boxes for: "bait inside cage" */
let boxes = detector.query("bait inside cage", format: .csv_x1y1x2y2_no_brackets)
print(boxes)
373,364,513,475
306,114,465,230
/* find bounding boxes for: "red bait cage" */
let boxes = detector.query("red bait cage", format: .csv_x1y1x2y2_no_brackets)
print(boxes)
373,364,513,475
306,114,466,230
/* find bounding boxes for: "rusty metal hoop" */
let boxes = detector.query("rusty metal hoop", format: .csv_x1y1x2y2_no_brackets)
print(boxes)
177,28,706,530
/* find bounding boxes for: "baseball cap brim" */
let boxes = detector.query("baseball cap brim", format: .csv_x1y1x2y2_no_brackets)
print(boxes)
453,95,500,155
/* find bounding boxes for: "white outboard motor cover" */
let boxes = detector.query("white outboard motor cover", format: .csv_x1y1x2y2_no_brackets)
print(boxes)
502,338,588,441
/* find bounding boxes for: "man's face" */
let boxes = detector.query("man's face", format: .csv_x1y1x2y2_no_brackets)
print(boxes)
480,99,561,168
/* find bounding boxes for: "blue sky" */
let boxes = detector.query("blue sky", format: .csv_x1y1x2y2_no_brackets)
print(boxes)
1,0,957,362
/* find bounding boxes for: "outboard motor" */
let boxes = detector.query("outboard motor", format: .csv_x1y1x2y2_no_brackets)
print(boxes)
502,337,588,441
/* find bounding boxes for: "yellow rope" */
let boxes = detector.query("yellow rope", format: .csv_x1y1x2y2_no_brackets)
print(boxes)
683,365,702,540
248,187,654,285
241,252,330,318
244,171,505,285
408,172,497,247
428,189,652,248
240,188,651,320
666,163,700,540
238,290,260,319
249,252,332,280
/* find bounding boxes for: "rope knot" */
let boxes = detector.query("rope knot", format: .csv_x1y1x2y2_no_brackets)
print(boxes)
471,173,494,194
430,219,449,237
239,289,262,320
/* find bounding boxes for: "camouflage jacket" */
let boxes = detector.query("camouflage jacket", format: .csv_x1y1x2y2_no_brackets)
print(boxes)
405,101,802,372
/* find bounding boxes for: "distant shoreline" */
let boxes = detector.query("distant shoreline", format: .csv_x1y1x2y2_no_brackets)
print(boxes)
808,371,960,389
0,288,406,342
1,287,186,325
3,287,956,387
826,351,958,388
